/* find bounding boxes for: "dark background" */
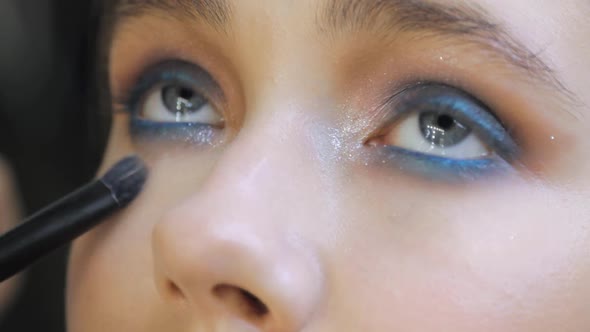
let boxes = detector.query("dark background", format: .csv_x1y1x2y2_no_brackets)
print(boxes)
0,1,104,331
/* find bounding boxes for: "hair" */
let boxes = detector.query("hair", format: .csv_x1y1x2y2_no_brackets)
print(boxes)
85,0,119,166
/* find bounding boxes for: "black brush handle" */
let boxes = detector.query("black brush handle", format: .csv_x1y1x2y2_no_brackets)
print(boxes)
0,180,117,282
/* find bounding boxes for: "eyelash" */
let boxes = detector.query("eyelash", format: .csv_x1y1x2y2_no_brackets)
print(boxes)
115,60,520,181
116,60,225,145
369,83,520,181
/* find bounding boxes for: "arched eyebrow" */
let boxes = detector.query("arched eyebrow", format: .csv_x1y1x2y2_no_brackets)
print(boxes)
318,0,579,107
111,0,580,109
114,0,231,31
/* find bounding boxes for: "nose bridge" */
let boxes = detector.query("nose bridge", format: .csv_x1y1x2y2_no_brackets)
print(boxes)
151,110,326,331
210,108,321,217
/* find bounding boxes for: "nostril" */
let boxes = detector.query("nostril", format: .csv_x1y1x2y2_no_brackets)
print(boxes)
166,280,186,301
213,284,269,320
239,288,269,316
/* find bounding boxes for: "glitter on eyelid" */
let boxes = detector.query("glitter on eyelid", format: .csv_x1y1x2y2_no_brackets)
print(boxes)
366,83,519,181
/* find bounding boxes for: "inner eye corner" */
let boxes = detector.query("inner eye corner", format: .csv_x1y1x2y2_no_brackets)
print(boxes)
365,135,396,151
362,125,389,147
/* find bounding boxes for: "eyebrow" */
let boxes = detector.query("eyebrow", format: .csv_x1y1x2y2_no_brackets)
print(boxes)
109,0,579,107
113,0,231,31
318,0,577,106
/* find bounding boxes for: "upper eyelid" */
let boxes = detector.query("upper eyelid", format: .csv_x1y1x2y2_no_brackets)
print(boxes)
383,83,502,127
376,83,487,129
115,60,225,110
120,62,517,152
375,83,520,160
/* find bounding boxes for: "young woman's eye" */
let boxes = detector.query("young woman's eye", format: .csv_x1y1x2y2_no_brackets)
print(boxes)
121,60,225,144
140,84,223,126
384,111,490,159
368,84,520,180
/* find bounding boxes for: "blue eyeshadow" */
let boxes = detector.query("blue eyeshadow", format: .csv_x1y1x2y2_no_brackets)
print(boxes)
130,119,218,145
377,145,513,182
121,60,224,145
374,83,520,180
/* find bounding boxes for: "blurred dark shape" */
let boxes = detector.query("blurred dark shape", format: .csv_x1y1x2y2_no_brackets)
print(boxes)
0,157,23,322
0,1,104,331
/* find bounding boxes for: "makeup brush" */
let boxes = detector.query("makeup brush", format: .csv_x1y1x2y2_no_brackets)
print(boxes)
0,155,148,282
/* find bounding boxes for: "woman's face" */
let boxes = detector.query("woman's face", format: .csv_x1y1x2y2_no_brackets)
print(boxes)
68,0,590,331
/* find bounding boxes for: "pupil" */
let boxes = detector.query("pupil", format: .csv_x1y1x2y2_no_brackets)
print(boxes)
162,85,207,116
178,87,194,100
419,112,471,148
437,114,455,130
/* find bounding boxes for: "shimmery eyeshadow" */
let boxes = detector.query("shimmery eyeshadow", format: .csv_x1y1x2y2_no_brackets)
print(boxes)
376,145,513,182
122,60,224,145
130,120,217,145
374,83,519,180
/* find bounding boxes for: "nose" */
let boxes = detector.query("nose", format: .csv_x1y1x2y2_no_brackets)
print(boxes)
152,125,326,332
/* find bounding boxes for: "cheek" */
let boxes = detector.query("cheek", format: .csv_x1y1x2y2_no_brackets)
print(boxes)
443,186,590,328
67,181,162,331
67,149,219,330
328,176,590,331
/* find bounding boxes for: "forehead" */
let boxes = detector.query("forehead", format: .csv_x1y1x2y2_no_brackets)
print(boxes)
107,0,579,105
111,0,488,28
109,0,589,34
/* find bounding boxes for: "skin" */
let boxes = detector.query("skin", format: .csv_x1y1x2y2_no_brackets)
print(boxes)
68,0,590,331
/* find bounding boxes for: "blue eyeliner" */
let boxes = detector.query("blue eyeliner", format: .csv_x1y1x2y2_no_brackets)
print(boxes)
376,145,513,182
123,60,224,145
130,119,218,145
376,83,519,180
122,60,519,181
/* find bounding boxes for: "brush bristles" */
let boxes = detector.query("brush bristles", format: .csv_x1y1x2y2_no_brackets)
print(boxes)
100,156,148,206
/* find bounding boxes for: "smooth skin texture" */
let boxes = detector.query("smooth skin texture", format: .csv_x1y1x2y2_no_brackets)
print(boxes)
68,0,590,331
